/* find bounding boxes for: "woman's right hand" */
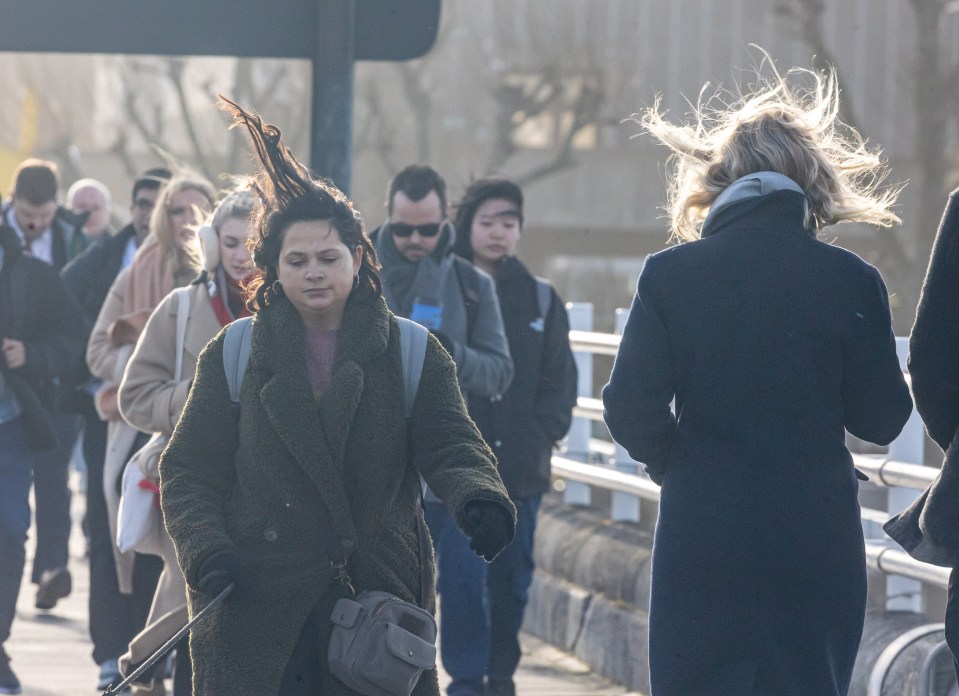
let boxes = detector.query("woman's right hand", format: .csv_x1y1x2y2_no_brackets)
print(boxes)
197,549,242,598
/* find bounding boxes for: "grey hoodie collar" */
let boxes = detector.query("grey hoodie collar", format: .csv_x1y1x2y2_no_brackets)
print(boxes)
702,171,806,234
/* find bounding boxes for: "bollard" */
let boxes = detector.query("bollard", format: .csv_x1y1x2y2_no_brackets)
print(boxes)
887,337,924,613
563,302,592,506
610,307,640,523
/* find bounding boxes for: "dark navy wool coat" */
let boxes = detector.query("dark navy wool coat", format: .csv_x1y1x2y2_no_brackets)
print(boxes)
603,191,912,696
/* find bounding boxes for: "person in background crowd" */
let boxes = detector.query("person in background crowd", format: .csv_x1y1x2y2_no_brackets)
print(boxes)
452,177,578,696
118,188,256,694
373,165,513,696
66,178,113,241
0,220,85,695
602,66,912,696
61,167,171,692
885,189,959,684
2,159,86,614
157,99,515,695
86,172,213,694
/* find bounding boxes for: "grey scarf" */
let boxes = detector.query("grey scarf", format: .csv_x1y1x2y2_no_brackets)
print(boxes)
375,222,456,317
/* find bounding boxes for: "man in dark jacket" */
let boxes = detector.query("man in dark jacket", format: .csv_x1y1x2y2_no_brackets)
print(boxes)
0,224,84,694
60,167,169,690
374,165,513,696
2,159,88,613
452,178,578,696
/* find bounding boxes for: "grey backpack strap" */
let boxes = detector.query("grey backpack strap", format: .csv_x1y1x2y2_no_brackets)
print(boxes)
223,317,254,404
396,316,428,418
535,277,552,320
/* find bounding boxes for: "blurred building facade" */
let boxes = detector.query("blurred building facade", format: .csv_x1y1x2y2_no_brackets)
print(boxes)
0,0,956,328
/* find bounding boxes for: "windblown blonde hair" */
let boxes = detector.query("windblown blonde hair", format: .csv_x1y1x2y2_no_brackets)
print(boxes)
148,173,216,275
637,61,902,243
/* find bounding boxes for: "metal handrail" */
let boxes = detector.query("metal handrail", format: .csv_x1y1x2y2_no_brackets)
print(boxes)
568,330,621,356
552,456,951,590
852,453,938,490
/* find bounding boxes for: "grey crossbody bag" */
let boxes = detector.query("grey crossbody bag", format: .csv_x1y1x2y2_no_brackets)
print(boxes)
223,315,437,696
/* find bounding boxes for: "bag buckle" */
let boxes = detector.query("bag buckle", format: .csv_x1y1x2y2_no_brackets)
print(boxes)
331,559,356,597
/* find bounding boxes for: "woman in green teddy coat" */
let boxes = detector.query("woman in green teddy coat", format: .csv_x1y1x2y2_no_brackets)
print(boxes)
158,100,516,696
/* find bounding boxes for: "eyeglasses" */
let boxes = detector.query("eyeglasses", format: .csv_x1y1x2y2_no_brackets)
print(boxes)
390,222,443,238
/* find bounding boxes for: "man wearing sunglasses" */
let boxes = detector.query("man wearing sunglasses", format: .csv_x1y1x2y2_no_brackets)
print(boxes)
374,164,514,696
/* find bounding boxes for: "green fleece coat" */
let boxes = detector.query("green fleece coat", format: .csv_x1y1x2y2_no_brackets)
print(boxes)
158,292,515,695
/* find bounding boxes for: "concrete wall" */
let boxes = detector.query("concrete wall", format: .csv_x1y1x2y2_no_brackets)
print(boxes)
524,494,956,694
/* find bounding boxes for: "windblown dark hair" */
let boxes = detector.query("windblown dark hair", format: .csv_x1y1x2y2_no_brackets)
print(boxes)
218,96,381,311
452,177,524,261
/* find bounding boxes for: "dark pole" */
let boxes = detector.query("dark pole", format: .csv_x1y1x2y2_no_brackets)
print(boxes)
310,0,355,194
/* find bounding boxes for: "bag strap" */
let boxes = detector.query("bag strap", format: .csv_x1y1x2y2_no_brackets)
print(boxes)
173,287,191,382
223,316,253,404
535,277,552,321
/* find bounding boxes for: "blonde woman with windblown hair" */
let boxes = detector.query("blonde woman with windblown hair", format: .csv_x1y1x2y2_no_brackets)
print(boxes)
86,173,213,692
602,64,913,696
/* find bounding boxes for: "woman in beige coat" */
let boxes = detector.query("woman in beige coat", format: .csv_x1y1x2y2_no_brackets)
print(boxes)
117,189,255,693
86,173,214,693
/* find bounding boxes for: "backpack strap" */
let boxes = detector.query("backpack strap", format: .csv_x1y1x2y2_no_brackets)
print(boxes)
221,315,428,412
223,316,254,404
452,256,481,345
396,316,428,419
535,277,552,321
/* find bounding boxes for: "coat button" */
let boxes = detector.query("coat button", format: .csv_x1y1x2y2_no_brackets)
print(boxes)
494,440,502,448
263,528,278,542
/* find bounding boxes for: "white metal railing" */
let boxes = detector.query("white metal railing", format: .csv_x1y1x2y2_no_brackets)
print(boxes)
551,456,949,590
558,308,945,606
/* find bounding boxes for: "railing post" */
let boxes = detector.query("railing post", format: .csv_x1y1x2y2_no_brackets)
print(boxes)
610,307,640,523
886,337,924,613
563,302,593,506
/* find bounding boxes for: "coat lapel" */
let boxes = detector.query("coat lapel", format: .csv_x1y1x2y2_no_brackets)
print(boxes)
251,294,393,543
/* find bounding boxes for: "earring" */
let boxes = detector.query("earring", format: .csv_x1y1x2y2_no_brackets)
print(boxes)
352,273,359,290
271,279,283,295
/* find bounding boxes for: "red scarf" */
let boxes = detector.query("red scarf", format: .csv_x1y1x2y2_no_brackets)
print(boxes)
209,266,253,327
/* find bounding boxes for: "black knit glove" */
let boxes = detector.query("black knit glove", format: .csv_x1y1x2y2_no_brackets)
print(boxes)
196,550,241,598
430,330,457,356
464,499,514,562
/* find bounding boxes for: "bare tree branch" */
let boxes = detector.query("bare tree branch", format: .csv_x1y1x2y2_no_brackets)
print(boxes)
168,58,214,180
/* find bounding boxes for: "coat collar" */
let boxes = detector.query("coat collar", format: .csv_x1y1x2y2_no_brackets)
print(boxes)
248,293,393,548
702,172,811,238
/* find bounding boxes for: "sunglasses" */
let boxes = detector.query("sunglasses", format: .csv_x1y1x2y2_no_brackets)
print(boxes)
390,222,443,238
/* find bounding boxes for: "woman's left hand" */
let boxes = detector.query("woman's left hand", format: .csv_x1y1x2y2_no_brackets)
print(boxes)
463,500,514,562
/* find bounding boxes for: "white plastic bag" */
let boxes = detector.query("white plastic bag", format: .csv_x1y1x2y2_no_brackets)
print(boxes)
116,431,167,556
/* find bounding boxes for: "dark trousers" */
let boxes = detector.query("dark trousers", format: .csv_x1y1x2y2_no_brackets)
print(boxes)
424,501,489,696
31,412,80,582
486,494,540,687
84,408,162,664
947,567,959,685
0,417,34,645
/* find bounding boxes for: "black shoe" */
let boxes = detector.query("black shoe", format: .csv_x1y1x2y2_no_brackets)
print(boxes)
0,648,21,695
486,681,515,696
35,566,72,610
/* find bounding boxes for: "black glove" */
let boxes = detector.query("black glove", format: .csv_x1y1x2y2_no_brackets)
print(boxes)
464,499,514,562
430,330,457,356
196,549,241,598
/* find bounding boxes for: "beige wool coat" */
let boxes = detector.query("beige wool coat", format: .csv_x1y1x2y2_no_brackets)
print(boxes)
118,279,225,621
87,262,197,594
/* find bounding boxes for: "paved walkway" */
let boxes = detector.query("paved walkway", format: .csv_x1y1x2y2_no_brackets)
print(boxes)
6,475,639,695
